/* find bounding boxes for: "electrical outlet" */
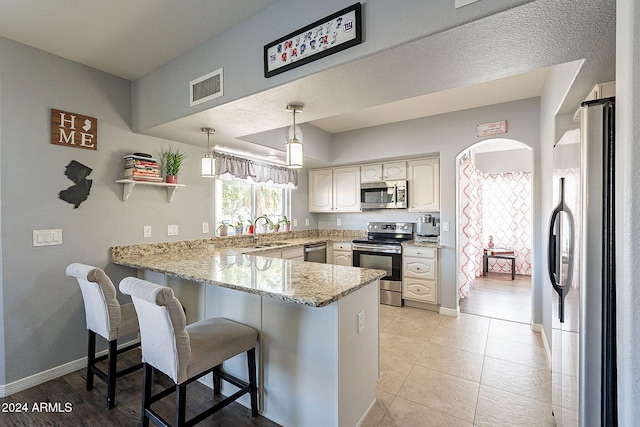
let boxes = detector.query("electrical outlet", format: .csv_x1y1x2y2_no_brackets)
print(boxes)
357,311,365,334
168,225,179,236
442,222,450,232
305,218,310,226
293,218,298,227
143,226,151,238
337,218,341,226
202,222,209,233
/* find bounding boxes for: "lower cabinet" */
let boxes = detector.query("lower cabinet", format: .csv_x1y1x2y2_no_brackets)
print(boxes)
402,246,438,304
333,242,353,266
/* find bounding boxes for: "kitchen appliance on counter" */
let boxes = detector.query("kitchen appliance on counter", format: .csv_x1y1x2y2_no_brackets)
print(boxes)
352,222,413,306
549,97,617,425
360,180,407,209
415,214,440,244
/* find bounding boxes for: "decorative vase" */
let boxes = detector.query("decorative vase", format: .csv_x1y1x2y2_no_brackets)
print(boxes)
218,227,228,237
282,224,290,232
166,175,178,184
235,226,244,235
248,225,254,235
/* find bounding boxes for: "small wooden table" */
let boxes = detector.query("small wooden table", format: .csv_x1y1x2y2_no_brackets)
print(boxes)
483,252,516,280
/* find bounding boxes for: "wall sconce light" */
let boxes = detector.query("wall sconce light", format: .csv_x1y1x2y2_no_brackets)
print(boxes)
286,104,304,169
201,127,216,178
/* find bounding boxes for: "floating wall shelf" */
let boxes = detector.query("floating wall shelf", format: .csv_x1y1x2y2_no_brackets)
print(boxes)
116,179,185,203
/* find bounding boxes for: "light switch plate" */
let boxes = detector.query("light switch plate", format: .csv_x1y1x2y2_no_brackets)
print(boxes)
33,229,63,246
293,218,298,227
168,225,179,236
337,218,341,226
202,222,209,233
442,222,450,232
305,218,310,226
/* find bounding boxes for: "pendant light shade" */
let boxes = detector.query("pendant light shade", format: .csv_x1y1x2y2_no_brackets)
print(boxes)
286,104,304,169
201,127,216,178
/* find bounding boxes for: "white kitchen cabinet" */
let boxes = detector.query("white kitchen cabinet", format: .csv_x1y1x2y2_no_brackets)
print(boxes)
333,166,361,212
383,161,407,180
309,167,361,212
402,246,438,304
360,162,406,183
308,169,333,212
408,158,440,212
333,242,353,266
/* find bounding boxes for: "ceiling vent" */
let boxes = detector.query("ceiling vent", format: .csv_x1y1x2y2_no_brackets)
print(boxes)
190,68,223,107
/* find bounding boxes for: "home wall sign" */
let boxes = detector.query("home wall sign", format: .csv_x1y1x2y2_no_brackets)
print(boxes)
264,2,362,78
477,120,508,137
51,108,98,150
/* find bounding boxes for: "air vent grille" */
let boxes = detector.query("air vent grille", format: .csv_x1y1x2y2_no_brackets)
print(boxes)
190,68,223,106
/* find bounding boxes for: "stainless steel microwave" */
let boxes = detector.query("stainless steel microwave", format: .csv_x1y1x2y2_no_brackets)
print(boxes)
360,180,407,209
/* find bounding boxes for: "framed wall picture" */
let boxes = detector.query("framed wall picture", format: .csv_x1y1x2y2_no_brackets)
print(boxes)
264,3,362,78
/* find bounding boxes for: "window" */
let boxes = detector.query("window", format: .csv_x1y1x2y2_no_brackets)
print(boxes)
216,180,290,234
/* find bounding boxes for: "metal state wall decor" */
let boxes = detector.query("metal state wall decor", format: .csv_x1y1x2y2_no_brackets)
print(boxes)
59,160,93,208
264,3,362,78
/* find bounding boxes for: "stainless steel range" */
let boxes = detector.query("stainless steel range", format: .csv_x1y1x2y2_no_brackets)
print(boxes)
352,222,413,306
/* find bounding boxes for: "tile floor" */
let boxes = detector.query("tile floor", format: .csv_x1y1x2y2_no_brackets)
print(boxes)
362,305,556,426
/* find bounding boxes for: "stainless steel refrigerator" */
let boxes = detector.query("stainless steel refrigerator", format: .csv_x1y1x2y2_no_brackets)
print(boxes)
548,97,617,426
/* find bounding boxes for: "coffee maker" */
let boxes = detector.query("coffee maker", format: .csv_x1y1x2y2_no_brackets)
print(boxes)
415,214,440,243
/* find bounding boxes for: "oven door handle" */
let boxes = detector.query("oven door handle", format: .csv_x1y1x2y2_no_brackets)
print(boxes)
352,244,402,254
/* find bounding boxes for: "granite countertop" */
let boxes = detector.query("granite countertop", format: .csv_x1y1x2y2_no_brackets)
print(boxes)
403,240,443,249
111,231,384,308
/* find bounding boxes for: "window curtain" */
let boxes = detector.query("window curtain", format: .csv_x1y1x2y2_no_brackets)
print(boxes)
214,152,298,189
458,155,484,298
482,171,532,276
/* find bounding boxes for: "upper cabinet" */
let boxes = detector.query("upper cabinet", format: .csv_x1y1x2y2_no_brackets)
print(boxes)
408,158,440,212
309,167,361,213
361,162,407,183
309,169,333,212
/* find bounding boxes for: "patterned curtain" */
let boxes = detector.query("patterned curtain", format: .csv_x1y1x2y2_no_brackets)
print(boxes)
458,156,484,298
482,171,532,275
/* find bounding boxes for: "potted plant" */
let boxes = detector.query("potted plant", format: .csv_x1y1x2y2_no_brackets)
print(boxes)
234,220,244,235
216,222,230,237
279,216,291,232
161,147,188,184
246,218,255,235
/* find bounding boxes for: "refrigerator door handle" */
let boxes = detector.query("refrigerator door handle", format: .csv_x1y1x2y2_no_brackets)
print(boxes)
547,177,575,323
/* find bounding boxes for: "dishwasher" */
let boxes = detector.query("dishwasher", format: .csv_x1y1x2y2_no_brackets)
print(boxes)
304,243,327,263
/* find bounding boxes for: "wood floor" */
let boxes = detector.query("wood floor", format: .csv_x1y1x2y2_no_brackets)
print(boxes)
459,273,532,324
0,347,280,427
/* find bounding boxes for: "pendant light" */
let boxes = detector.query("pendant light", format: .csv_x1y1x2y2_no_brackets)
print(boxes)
201,127,216,178
286,104,304,169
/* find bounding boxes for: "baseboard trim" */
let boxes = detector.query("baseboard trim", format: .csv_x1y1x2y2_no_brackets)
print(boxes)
0,338,140,398
439,306,460,317
539,324,552,370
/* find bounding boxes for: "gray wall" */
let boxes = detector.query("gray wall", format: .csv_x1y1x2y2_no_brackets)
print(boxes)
320,97,541,312
132,0,534,132
0,37,216,384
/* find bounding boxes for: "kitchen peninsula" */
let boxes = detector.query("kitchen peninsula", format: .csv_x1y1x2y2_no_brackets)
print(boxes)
111,236,384,427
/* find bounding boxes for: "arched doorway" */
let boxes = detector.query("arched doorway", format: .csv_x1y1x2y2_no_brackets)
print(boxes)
455,138,534,323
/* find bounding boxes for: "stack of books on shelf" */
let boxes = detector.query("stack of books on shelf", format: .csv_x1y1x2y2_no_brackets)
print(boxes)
485,248,515,256
123,154,162,182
